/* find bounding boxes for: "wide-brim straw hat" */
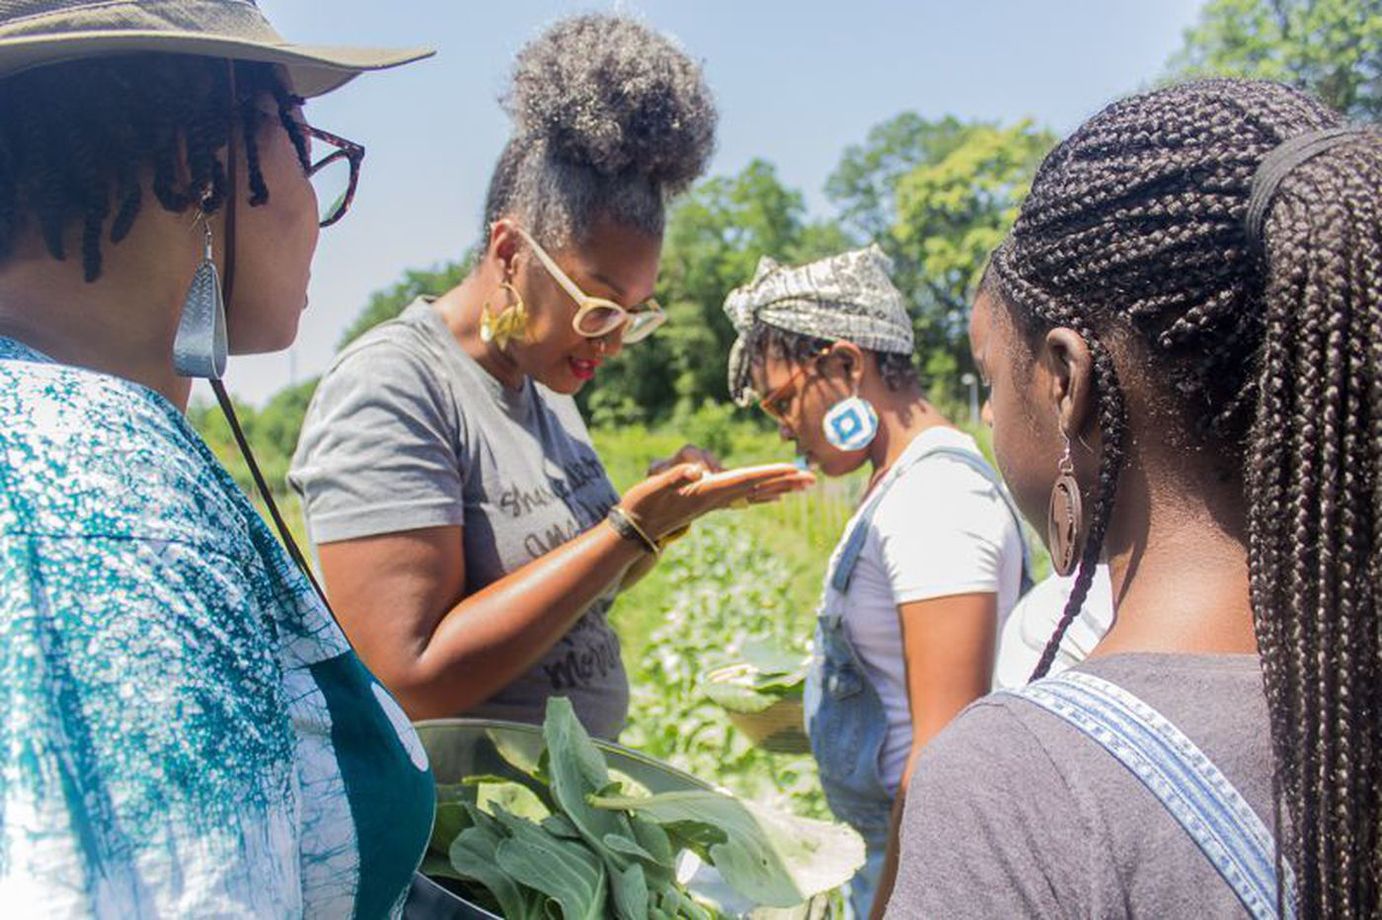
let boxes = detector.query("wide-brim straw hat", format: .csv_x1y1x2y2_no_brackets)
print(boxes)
0,0,433,97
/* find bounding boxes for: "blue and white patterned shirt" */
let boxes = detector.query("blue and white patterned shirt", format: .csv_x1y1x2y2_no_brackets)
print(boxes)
0,337,434,917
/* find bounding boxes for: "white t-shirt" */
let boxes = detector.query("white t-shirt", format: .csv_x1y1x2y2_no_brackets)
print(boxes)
833,426,1026,792
992,563,1115,690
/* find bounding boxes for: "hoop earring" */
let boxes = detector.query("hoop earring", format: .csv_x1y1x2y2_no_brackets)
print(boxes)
479,281,528,350
1048,431,1083,576
172,200,227,379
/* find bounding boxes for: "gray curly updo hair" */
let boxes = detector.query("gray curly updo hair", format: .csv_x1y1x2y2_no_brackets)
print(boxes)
482,13,717,248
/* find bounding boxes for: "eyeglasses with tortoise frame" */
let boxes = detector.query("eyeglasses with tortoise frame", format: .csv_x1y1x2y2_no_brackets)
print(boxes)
303,124,364,228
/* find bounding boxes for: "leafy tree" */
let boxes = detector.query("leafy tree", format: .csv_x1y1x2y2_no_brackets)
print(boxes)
825,113,972,247
337,257,472,349
826,115,1053,401
189,377,320,496
1168,0,1381,120
892,120,1054,389
583,159,851,424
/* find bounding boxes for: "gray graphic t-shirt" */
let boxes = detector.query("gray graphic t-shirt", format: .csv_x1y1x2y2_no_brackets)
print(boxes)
289,298,627,738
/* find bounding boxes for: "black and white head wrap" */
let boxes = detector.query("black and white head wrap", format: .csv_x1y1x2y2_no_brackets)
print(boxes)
724,244,914,405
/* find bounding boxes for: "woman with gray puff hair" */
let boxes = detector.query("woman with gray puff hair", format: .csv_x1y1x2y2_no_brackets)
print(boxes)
289,15,812,737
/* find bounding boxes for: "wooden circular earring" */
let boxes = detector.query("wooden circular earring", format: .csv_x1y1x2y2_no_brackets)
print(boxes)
1047,432,1084,576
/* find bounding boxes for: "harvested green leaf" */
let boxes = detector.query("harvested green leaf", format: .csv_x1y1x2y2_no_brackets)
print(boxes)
740,638,810,677
703,643,807,716
589,789,864,908
427,800,472,859
492,805,608,920
425,696,861,917
449,819,543,920
610,861,650,920
542,812,583,840
470,777,549,822
704,679,780,715
630,813,676,866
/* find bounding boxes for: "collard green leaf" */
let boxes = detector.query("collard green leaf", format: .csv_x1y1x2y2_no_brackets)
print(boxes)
656,884,715,920
428,800,473,859
752,672,805,695
740,638,809,677
704,678,778,714
609,861,650,920
491,728,549,781
478,737,560,813
603,832,661,866
541,813,583,840
473,778,550,822
420,852,464,882
630,813,675,866
449,823,539,920
491,807,608,920
543,697,636,862
589,789,864,908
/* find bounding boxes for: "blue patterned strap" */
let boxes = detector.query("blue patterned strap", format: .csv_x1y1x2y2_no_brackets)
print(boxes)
1000,671,1296,920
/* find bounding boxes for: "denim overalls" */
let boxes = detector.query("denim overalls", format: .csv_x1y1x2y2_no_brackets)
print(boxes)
1000,670,1296,919
804,443,1032,917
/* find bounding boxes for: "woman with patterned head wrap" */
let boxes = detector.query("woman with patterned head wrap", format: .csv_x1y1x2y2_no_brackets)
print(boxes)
725,244,1031,916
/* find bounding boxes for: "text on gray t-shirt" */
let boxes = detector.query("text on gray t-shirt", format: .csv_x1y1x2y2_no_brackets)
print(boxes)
289,298,628,738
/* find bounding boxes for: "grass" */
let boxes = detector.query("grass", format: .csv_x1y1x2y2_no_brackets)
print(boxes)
257,412,1024,673
220,410,1036,817
593,422,861,666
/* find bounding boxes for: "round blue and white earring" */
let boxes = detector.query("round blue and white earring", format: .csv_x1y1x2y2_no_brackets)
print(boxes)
823,391,879,451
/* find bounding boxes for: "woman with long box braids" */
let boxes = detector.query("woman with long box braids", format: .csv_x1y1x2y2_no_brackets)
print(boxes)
884,79,1381,919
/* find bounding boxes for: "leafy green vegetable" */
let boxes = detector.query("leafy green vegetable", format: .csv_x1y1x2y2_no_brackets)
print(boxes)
492,805,609,920
449,812,544,919
703,642,808,716
425,696,862,917
590,789,864,908
704,680,786,715
740,638,810,678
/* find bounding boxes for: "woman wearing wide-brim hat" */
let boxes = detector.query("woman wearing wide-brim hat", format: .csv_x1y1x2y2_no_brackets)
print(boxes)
0,2,434,915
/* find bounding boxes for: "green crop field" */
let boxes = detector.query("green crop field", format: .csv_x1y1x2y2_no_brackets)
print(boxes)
234,410,1024,819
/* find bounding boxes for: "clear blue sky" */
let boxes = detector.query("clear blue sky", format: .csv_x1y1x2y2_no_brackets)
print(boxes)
218,0,1205,405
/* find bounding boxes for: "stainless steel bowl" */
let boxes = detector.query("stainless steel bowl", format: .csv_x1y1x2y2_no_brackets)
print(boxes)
414,718,715,794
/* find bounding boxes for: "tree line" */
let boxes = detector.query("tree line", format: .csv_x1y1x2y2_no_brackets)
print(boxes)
192,0,1379,492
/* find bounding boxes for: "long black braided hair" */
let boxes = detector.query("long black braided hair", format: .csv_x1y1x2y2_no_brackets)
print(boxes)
0,53,311,282
987,78,1382,917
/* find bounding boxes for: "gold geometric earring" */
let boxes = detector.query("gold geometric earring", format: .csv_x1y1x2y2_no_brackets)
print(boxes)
1047,431,1083,576
479,279,528,350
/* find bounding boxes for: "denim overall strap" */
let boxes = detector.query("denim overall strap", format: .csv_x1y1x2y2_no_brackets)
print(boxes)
914,447,1034,596
1000,671,1296,920
830,445,1033,597
827,446,939,597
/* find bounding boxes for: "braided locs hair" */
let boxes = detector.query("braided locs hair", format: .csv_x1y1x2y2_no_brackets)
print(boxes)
0,53,310,282
988,78,1382,917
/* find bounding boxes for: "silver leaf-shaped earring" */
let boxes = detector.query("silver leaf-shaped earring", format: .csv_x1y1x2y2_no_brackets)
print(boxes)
172,207,227,379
